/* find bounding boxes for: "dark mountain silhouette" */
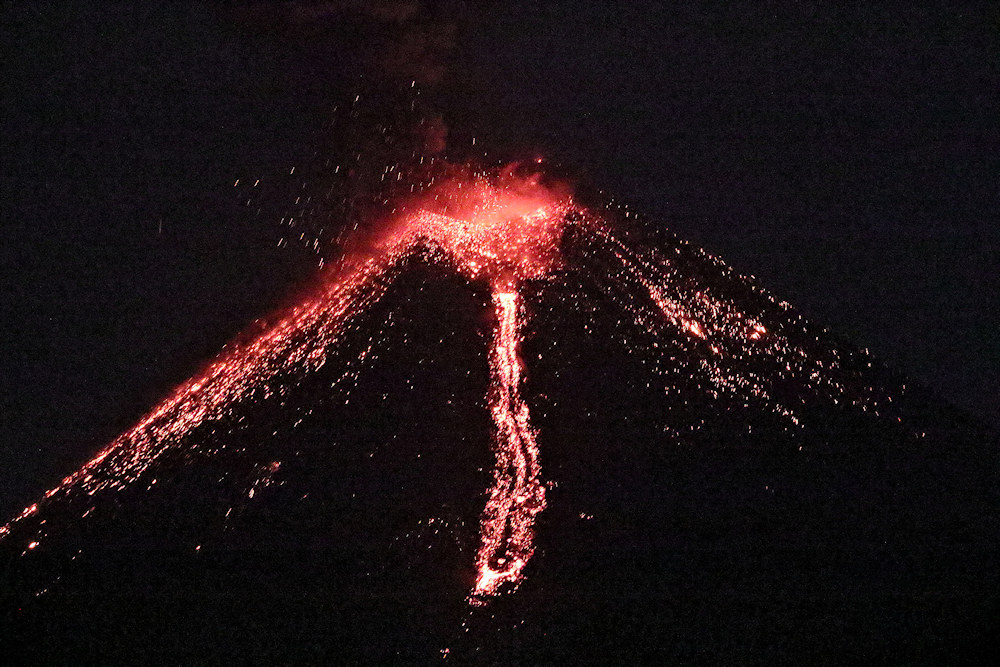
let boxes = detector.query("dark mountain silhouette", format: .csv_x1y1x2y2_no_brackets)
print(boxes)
2,176,997,663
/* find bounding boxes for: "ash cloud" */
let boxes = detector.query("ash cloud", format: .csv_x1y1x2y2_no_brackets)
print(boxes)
236,1,467,158
231,1,475,255
248,0,463,89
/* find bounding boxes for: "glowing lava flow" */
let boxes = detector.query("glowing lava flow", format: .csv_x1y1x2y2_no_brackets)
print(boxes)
473,288,546,600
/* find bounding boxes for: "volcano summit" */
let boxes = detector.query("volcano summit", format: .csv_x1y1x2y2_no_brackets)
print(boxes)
2,168,996,663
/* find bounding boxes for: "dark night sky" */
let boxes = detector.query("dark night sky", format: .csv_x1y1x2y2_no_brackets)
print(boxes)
1,2,997,517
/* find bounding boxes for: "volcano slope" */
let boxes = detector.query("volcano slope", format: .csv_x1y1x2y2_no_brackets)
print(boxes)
2,187,997,663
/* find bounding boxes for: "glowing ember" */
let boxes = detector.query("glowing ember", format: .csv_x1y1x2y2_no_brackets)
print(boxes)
379,168,570,285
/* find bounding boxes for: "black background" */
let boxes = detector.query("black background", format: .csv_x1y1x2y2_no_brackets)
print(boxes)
2,2,997,517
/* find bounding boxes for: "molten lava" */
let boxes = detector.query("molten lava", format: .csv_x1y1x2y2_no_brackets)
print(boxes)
380,168,570,284
473,289,546,600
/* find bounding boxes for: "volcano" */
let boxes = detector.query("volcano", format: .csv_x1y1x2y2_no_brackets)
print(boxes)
2,168,997,663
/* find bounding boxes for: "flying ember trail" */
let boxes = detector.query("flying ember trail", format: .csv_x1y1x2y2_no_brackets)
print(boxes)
3,164,892,604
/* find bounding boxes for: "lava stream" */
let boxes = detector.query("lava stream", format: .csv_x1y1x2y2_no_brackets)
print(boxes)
473,287,546,600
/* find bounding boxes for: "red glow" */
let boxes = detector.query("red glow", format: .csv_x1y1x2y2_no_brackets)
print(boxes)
472,289,546,600
377,169,570,285
2,163,890,606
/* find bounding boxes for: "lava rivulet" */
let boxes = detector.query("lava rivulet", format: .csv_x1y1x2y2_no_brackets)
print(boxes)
473,288,546,600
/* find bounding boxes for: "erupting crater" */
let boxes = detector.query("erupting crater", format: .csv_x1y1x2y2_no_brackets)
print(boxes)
4,164,886,605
